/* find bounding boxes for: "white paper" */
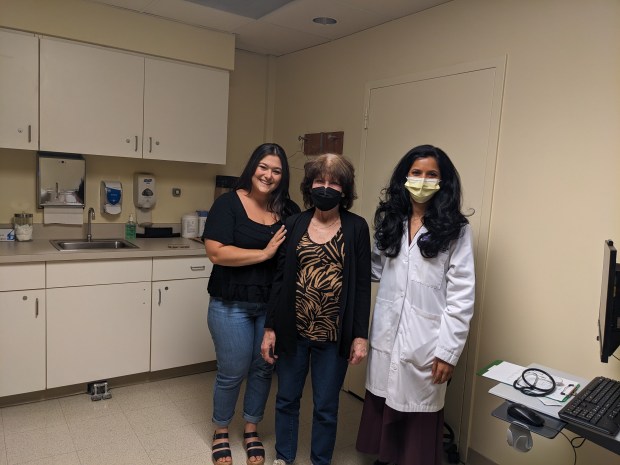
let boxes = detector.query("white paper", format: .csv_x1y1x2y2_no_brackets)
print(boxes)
43,206,83,225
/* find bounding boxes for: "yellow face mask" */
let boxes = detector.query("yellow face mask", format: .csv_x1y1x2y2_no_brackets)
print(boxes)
404,177,440,203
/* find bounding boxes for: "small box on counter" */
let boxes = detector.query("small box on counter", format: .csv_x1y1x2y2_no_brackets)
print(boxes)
0,228,15,241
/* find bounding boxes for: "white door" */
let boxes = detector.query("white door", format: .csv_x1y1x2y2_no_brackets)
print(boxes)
0,29,38,150
144,58,229,164
0,290,46,396
151,278,215,371
40,38,144,158
47,282,151,388
346,58,505,459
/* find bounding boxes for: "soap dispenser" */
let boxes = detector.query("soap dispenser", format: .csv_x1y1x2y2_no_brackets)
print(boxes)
101,181,122,215
125,214,136,240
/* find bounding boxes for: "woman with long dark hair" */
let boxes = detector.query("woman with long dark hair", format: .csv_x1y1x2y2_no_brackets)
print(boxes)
356,145,475,465
203,143,300,465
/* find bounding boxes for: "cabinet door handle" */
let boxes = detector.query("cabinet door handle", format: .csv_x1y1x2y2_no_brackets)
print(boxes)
28,125,32,143
158,288,162,306
190,266,206,271
135,135,139,152
149,136,153,153
35,297,39,318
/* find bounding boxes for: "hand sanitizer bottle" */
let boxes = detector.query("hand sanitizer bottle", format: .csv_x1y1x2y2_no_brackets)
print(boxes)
125,214,136,240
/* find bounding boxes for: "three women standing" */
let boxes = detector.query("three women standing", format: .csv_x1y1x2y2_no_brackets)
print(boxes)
203,143,299,465
356,145,475,465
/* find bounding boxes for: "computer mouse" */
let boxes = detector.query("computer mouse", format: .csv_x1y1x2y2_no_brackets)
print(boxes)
507,403,544,427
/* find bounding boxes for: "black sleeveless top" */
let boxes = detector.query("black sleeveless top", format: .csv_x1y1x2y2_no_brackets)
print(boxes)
203,191,299,303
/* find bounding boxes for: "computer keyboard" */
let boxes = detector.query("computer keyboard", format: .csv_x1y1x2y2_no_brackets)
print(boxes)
558,376,620,436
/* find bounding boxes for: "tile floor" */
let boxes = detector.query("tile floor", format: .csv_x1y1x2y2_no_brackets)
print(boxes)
0,372,457,465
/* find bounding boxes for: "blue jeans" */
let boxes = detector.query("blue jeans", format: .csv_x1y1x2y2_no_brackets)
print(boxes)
208,297,273,427
274,337,349,465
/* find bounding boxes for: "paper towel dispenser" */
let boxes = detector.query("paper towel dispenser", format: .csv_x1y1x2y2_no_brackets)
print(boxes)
37,152,85,208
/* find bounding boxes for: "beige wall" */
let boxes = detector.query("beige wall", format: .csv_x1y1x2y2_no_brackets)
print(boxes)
272,0,620,464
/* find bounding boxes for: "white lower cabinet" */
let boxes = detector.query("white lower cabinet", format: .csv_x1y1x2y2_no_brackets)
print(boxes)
0,289,46,397
46,259,151,388
151,257,214,371
0,255,214,398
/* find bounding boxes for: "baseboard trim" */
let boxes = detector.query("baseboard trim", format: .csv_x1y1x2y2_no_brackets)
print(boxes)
0,361,216,408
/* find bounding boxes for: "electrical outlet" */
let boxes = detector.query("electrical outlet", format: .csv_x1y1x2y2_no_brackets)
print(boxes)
172,187,181,197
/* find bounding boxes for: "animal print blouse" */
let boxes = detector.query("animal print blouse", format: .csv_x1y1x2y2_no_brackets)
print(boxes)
295,228,345,342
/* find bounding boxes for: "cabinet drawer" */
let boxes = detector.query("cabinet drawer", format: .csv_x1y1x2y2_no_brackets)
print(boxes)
47,258,151,287
152,256,212,281
0,263,45,291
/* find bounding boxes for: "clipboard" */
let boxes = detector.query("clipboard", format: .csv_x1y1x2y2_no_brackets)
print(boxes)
478,360,579,403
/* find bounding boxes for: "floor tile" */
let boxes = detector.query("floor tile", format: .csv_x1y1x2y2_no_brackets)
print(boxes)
156,374,212,402
77,435,151,465
68,412,135,451
125,402,192,436
160,453,212,465
59,393,122,424
140,421,210,464
112,381,173,412
4,423,75,465
1,400,65,434
173,395,212,424
12,452,81,465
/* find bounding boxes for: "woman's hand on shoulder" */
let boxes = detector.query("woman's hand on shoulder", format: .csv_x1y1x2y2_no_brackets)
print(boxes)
261,329,278,365
263,225,286,260
431,357,454,384
348,337,368,365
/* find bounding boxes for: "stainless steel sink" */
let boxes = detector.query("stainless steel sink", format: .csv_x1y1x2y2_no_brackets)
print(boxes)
50,239,139,251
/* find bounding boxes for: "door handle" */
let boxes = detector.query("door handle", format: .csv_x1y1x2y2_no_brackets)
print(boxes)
35,297,39,318
135,135,139,152
28,125,32,143
158,288,161,306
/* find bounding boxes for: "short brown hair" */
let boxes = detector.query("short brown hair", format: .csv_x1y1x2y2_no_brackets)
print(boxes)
300,153,357,210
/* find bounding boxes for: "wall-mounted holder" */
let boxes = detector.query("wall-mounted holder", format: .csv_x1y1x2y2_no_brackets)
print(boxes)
299,131,344,155
37,152,85,208
101,181,122,215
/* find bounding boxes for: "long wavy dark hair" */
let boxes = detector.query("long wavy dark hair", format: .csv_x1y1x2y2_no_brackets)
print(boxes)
235,143,295,219
374,145,468,258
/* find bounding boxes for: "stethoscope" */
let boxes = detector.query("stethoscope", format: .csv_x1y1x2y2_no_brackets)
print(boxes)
512,368,557,397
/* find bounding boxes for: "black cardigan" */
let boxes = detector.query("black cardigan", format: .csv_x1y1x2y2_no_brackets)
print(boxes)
265,208,371,359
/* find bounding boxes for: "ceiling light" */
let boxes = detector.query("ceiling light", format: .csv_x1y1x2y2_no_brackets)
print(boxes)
312,17,337,25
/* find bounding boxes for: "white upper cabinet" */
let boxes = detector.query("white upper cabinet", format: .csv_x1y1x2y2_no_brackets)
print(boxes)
144,58,228,164
40,38,145,158
39,37,229,164
0,29,38,150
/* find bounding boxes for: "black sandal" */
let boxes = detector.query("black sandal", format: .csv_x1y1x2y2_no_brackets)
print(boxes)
212,431,232,465
243,431,265,465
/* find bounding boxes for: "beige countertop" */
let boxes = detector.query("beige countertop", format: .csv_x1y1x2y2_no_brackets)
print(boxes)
0,237,206,264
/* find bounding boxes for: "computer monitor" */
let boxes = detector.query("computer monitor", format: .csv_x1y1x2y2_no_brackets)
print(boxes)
598,240,620,363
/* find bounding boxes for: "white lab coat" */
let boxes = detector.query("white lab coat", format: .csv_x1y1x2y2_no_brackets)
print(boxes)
365,223,475,412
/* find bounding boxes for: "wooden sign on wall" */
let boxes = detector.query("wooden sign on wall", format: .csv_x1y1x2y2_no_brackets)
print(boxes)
302,131,344,155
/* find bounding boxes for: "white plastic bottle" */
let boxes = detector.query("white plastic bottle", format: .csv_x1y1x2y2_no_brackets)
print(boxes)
125,214,136,240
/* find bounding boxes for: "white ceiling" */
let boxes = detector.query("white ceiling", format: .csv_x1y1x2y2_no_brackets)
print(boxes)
89,0,452,56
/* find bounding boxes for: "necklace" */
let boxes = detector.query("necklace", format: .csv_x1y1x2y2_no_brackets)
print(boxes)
311,218,340,230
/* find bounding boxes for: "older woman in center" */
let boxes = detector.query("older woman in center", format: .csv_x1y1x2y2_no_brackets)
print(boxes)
261,153,371,465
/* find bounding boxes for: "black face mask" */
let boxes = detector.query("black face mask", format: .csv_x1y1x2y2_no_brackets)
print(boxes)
311,186,342,211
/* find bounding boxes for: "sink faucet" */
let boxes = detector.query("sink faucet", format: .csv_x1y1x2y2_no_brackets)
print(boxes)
86,208,95,242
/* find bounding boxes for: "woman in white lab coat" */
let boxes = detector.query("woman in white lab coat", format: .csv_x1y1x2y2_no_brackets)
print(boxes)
356,145,475,465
